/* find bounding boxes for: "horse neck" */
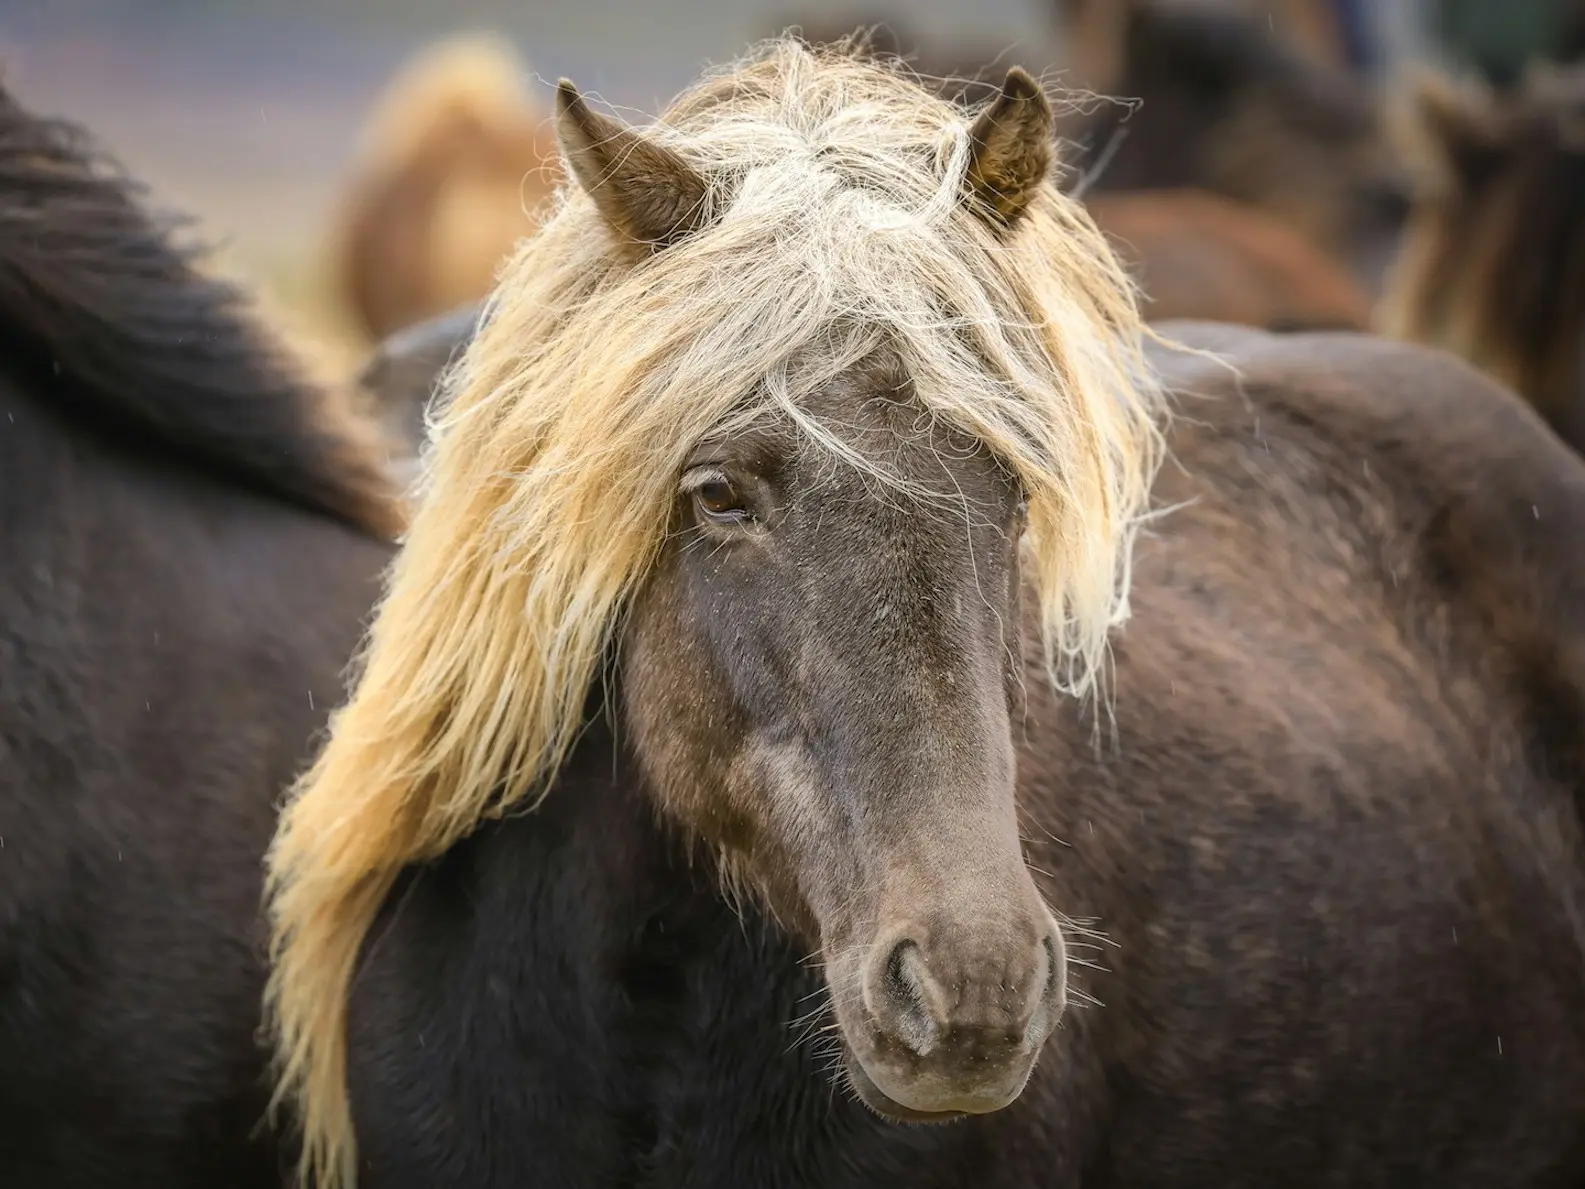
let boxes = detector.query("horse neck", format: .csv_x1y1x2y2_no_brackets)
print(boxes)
472,697,740,951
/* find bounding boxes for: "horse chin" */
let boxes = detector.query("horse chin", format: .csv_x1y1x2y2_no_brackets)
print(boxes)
840,1051,980,1125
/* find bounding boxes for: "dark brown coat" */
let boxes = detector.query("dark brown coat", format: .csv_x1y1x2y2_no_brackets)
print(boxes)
0,82,395,1186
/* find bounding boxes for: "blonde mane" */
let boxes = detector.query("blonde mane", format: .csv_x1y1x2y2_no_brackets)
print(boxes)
266,38,1165,1188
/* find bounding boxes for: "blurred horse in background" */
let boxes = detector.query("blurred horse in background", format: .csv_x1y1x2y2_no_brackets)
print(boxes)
1053,0,1410,288
327,32,561,345
1378,60,1585,456
768,2,1405,289
1088,188,1370,329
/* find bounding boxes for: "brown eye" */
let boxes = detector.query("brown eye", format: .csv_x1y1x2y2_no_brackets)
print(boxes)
695,477,750,523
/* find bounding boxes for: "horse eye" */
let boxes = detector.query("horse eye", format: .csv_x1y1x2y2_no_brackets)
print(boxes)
695,477,749,522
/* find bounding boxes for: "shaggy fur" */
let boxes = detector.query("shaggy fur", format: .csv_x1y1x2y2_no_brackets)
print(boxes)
1377,63,1585,455
0,80,397,1185
266,39,1163,1188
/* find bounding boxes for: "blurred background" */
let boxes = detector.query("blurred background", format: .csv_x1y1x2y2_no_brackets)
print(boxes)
0,0,1045,301
3,0,1580,371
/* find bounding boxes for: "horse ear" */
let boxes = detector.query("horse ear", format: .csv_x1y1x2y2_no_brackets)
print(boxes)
1397,69,1503,192
554,79,711,249
964,67,1054,227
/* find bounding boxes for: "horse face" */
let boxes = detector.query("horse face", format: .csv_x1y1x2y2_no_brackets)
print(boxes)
623,351,1065,1121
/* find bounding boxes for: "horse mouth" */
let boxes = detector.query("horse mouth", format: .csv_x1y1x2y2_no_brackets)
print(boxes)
840,1052,973,1124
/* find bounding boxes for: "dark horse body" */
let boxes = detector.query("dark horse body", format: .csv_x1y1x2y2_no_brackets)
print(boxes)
0,86,394,1184
347,322,1585,1186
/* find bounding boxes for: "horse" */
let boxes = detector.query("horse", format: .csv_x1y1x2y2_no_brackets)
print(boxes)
1086,188,1371,329
1053,0,1410,289
327,33,561,344
1377,62,1585,456
0,79,400,1186
264,40,1585,1189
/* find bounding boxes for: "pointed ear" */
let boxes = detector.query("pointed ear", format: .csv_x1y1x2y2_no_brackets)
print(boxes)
554,79,712,249
964,67,1055,227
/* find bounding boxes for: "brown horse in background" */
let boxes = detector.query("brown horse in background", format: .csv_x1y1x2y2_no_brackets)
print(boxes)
1088,188,1370,329
328,33,561,344
1053,0,1408,288
775,3,1404,287
0,77,399,1186
1378,62,1585,455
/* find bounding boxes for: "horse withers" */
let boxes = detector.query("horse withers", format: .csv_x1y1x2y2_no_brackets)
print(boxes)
0,82,399,1185
268,40,1585,1189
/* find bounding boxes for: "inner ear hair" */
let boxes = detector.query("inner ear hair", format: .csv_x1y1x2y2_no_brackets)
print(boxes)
964,66,1055,227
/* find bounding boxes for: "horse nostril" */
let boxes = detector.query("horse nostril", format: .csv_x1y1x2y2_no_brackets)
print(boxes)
866,925,1065,1060
883,939,914,997
1002,934,1057,1043
1024,928,1067,1040
878,939,943,1057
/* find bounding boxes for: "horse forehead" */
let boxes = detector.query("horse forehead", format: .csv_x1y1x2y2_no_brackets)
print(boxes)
788,363,1003,483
